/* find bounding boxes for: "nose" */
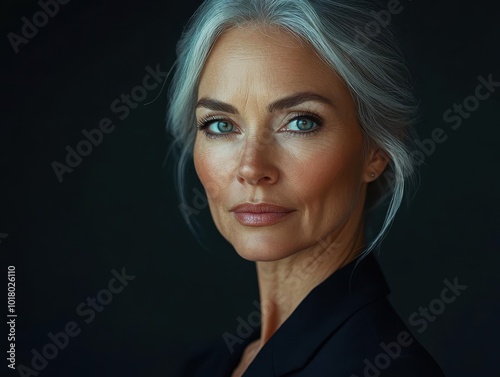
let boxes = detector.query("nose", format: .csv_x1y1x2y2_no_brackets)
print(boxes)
237,135,280,186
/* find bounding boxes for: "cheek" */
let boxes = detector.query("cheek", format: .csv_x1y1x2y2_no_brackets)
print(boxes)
288,140,365,208
193,141,227,203
193,141,237,240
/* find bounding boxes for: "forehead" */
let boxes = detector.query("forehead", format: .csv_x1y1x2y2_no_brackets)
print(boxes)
198,25,348,100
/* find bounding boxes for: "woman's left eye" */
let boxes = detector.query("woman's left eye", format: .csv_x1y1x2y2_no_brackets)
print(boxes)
286,117,320,132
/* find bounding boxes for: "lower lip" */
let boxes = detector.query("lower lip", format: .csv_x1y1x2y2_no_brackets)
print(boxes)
232,211,294,226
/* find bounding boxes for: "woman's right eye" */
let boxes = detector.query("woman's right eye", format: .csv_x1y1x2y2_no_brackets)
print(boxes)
197,118,236,139
206,120,234,134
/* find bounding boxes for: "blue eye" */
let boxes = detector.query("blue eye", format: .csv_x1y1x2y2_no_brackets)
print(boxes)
287,117,319,132
197,118,236,139
207,120,234,134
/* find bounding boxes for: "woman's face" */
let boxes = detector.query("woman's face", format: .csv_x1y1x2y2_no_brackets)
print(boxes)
194,25,382,261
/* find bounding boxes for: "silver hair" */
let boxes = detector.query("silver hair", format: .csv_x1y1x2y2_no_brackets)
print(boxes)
166,0,418,257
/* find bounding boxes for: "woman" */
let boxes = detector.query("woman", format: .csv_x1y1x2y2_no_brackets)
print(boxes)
167,0,445,376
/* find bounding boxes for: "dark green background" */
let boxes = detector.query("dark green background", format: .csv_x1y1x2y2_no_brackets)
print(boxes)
1,0,499,376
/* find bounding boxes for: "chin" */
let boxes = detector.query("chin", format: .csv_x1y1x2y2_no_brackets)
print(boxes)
235,249,286,262
229,233,300,262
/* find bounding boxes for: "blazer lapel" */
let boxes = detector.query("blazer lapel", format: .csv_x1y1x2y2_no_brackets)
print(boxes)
243,253,390,376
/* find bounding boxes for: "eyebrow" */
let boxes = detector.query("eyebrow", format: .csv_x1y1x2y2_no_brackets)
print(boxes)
195,91,334,114
195,98,238,114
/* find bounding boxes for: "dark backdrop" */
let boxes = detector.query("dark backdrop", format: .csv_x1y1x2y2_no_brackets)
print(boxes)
1,0,499,376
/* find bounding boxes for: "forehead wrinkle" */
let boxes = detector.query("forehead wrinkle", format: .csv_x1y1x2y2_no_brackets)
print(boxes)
213,25,306,62
198,25,344,119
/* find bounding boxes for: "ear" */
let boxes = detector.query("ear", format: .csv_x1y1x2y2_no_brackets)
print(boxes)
363,147,389,183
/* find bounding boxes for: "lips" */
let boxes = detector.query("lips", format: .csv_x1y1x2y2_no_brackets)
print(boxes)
230,203,295,226
231,203,294,213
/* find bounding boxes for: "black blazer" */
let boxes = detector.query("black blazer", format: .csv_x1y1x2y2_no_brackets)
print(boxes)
180,253,445,376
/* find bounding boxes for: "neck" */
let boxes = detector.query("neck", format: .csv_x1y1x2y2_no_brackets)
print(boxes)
254,219,366,345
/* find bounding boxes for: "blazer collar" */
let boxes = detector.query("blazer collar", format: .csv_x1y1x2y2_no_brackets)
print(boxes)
244,253,390,376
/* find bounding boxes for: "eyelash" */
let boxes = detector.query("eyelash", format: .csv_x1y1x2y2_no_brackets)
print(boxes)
196,112,324,139
196,115,233,140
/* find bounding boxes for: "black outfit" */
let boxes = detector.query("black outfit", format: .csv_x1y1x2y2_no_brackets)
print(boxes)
180,253,445,376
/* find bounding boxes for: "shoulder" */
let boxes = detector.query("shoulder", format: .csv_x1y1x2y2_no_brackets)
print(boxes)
299,297,445,377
